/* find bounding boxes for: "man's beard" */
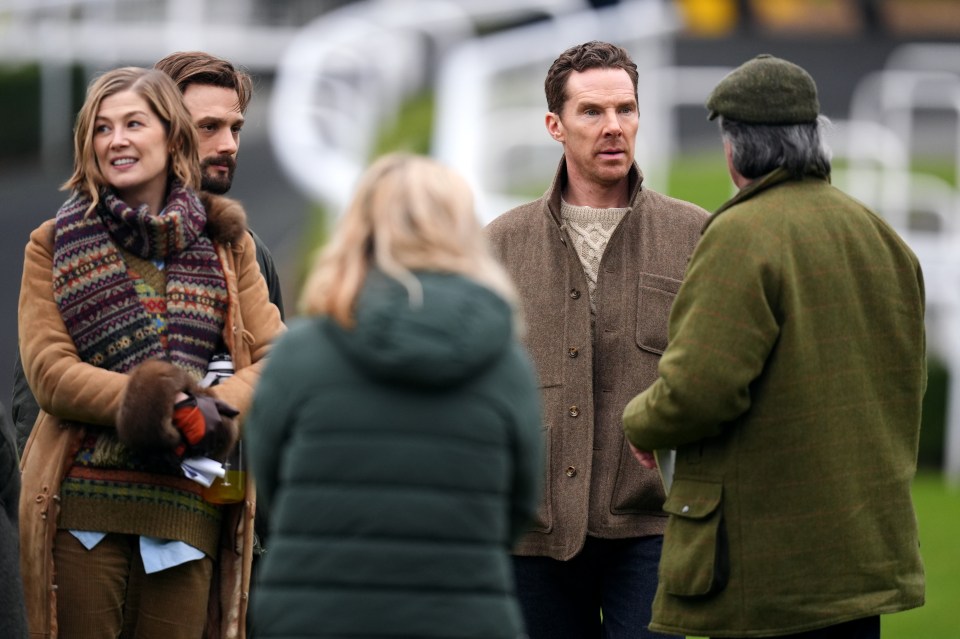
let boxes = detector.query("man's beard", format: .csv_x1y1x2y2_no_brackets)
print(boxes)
200,154,237,194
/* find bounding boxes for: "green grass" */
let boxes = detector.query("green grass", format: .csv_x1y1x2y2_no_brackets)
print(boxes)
374,90,435,157
667,152,960,214
883,472,960,639
665,149,734,213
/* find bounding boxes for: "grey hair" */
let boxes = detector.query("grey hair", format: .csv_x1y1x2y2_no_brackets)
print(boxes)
719,115,832,180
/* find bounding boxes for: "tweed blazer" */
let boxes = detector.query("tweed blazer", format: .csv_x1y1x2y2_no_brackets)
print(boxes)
18,194,285,639
487,158,708,560
623,169,926,636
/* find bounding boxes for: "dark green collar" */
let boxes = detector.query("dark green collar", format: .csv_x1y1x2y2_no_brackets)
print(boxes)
704,167,829,233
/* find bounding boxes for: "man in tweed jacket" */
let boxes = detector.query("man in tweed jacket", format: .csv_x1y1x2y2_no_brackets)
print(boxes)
622,54,926,638
487,41,708,638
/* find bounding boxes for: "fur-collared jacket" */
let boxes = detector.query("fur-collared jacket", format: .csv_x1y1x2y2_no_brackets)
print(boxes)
17,193,285,639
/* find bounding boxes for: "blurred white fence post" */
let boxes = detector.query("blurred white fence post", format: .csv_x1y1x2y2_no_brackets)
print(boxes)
845,53,960,486
267,0,596,215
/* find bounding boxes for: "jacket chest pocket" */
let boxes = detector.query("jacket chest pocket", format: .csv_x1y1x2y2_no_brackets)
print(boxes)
636,273,681,355
659,479,728,597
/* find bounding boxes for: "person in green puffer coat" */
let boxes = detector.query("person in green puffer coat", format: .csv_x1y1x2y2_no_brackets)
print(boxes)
245,153,544,639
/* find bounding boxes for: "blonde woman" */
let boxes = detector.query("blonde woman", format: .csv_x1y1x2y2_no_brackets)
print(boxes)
245,153,543,638
18,67,284,639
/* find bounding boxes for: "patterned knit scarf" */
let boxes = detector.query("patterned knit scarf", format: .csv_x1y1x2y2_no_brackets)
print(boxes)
52,183,229,380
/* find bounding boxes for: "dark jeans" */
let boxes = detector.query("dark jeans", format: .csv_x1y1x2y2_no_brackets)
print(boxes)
512,535,671,639
715,615,880,639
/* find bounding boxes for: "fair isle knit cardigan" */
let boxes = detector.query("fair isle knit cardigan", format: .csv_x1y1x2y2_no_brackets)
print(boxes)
18,193,285,639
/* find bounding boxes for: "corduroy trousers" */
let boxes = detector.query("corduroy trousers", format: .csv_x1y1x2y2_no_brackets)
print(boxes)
53,530,212,639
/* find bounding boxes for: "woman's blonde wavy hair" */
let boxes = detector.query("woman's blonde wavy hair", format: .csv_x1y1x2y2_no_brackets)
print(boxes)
62,67,200,215
300,153,520,329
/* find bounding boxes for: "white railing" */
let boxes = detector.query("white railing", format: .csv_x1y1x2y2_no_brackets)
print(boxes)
0,0,291,67
838,44,960,486
267,0,592,216
0,0,303,167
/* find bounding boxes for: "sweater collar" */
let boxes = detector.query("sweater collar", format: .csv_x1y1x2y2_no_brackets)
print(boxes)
544,156,644,228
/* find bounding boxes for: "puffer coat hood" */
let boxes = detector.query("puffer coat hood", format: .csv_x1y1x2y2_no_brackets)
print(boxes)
330,270,513,387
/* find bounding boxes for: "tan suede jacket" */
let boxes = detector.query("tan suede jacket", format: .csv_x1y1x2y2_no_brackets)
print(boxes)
486,159,708,560
18,194,285,639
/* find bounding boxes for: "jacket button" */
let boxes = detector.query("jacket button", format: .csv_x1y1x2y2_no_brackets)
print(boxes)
681,505,690,514
569,288,581,299
569,405,580,417
565,466,577,477
568,347,578,358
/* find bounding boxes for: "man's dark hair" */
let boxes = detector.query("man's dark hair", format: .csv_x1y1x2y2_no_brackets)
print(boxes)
720,116,832,180
153,51,253,113
544,40,638,116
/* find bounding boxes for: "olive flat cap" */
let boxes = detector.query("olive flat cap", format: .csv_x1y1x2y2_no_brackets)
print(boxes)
706,54,820,124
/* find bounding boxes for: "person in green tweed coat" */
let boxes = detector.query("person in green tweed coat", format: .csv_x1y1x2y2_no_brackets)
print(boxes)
622,55,926,638
244,153,543,639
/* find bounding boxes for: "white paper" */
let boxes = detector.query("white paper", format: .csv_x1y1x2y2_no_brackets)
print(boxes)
181,456,226,487
655,448,676,495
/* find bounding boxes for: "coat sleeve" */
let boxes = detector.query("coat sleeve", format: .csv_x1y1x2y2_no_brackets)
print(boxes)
208,231,286,417
19,222,129,426
11,349,40,455
622,211,782,450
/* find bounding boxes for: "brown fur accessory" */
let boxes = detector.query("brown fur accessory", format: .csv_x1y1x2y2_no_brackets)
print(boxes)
116,358,239,461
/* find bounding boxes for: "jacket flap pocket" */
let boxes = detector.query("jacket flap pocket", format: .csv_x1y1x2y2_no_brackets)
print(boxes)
640,272,682,295
636,273,682,355
662,479,721,519
659,479,728,597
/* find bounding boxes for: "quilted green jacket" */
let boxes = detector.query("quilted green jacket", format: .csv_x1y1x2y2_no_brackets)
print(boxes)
246,271,543,638
623,168,926,637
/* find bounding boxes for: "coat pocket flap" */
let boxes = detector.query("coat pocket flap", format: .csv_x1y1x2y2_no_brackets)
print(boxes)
640,272,682,294
659,478,729,597
636,272,683,355
662,479,721,519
